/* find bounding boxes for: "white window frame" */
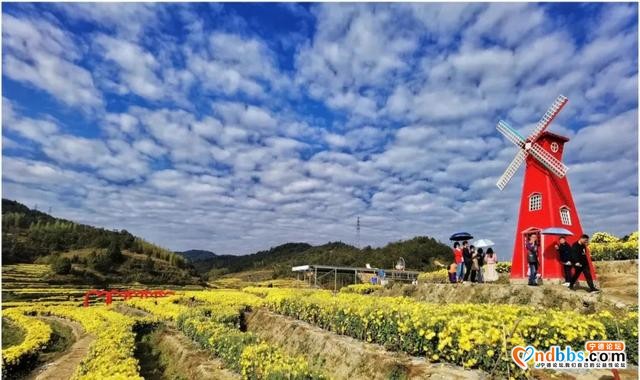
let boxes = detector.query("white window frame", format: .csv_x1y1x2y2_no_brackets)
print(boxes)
528,193,542,211
560,206,572,225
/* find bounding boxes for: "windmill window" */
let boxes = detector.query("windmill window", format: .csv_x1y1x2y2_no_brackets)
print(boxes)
529,193,542,211
560,207,572,225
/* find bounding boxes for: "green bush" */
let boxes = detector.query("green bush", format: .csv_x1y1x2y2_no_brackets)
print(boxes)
495,262,511,273
51,256,72,275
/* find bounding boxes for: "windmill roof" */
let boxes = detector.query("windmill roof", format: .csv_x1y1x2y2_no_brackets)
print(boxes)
539,131,569,142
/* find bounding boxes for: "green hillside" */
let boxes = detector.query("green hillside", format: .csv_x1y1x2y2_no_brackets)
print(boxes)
2,199,200,285
200,237,452,279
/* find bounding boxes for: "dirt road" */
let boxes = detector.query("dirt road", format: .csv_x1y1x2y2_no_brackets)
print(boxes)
27,316,94,380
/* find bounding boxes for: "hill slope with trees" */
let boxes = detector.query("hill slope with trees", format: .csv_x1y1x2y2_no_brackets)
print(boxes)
2,199,200,285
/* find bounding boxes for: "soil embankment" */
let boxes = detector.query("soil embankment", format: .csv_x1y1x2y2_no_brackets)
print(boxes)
379,260,638,312
245,308,485,380
147,327,239,380
594,260,638,306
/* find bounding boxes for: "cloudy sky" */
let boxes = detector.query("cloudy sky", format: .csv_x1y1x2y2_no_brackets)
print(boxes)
2,3,638,256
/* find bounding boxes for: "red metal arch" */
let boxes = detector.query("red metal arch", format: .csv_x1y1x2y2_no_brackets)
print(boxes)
83,289,175,307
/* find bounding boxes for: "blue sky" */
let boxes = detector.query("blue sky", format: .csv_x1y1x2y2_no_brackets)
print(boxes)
2,3,638,256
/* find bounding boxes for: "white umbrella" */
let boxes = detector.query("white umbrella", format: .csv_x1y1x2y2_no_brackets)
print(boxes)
473,239,495,248
541,227,573,236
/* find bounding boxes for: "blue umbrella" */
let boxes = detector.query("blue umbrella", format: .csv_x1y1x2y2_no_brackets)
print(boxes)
541,227,573,236
450,232,474,241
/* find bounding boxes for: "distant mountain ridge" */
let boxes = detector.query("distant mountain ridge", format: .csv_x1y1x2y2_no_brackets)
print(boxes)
176,249,218,262
198,238,452,278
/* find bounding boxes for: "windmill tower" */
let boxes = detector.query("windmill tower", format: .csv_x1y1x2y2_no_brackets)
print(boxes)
496,95,596,282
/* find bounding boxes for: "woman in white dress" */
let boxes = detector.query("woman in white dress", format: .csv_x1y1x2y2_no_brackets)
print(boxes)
484,248,499,282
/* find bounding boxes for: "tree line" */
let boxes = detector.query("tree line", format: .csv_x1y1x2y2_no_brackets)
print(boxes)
2,199,186,269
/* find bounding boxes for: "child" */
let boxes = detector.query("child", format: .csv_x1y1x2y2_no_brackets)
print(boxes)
448,262,457,283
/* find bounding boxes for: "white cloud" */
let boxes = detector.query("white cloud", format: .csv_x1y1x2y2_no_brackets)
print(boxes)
2,15,103,109
95,34,165,100
2,3,636,257
185,32,289,99
55,3,161,40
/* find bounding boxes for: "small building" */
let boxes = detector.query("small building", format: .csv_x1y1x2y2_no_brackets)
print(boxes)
292,264,420,291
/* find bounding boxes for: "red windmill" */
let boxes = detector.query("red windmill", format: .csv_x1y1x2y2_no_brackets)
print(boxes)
496,95,596,282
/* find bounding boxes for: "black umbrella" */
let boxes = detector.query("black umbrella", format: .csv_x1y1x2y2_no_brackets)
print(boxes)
449,232,474,241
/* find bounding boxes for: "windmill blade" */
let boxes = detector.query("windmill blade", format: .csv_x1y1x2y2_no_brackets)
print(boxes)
529,142,568,178
527,95,568,142
497,120,525,147
496,149,527,191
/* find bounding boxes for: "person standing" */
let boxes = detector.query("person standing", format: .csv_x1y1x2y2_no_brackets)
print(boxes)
462,241,473,282
448,262,457,283
526,234,539,286
470,245,479,283
555,236,572,286
569,234,599,292
453,242,464,282
484,248,499,282
476,247,485,283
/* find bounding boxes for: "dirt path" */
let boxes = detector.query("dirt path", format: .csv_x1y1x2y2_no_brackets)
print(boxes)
594,260,638,307
533,366,638,380
27,317,94,380
246,308,486,380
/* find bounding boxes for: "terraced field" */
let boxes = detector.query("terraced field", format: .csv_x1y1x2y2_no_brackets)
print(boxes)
2,264,638,380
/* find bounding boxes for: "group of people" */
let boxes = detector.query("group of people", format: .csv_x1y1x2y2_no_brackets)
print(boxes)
526,233,599,292
447,233,600,292
449,241,499,283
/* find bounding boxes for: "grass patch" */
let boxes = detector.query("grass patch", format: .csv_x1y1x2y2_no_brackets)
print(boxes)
2,317,25,348
134,323,172,380
37,318,75,364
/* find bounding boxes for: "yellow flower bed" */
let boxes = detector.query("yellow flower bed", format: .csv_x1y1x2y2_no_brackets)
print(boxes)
340,283,381,294
590,231,639,260
126,295,186,321
240,342,323,380
2,308,52,373
27,305,144,380
184,289,264,309
244,287,635,376
417,269,449,283
173,291,323,379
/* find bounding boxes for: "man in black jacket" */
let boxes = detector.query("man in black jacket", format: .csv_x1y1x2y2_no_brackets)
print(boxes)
555,236,572,286
569,234,599,292
462,241,472,282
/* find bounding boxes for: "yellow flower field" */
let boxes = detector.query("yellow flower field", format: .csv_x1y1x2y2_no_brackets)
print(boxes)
2,308,52,371
3,284,637,379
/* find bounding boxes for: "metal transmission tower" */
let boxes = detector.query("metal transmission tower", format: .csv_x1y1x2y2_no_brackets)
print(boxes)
356,216,361,249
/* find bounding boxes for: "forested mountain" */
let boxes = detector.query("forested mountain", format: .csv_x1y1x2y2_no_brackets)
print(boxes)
2,199,199,285
2,199,453,284
176,249,218,262
198,237,451,278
